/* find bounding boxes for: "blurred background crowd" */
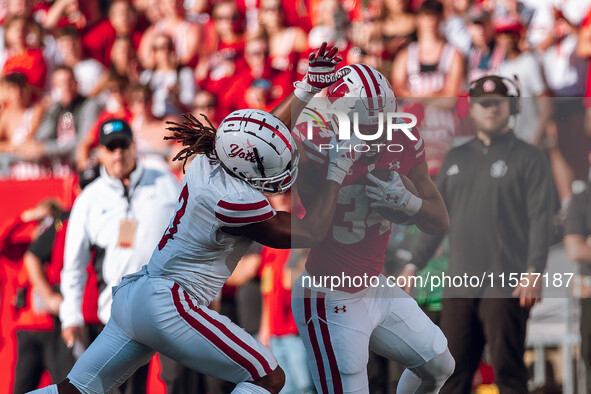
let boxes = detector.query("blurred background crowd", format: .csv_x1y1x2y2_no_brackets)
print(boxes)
2,0,591,392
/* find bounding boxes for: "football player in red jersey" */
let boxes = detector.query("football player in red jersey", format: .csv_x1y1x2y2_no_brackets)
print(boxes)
290,64,455,393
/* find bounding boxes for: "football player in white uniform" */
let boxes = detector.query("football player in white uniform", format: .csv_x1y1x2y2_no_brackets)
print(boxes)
29,44,359,394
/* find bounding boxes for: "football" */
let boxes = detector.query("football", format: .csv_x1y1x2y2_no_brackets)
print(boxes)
367,168,419,225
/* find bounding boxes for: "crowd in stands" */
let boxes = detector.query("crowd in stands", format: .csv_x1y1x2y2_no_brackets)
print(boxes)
0,0,590,204
3,0,591,391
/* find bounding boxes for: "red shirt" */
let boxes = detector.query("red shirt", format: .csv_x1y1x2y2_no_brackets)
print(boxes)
82,19,142,66
220,62,292,114
2,49,47,90
199,45,245,96
260,247,298,336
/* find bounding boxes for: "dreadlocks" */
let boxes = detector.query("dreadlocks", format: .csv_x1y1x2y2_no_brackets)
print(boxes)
165,113,217,173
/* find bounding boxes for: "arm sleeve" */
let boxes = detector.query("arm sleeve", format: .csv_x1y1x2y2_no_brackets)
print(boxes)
28,226,56,262
524,149,556,273
408,233,445,270
34,105,59,145
59,195,92,329
214,193,276,227
77,98,101,140
565,192,587,236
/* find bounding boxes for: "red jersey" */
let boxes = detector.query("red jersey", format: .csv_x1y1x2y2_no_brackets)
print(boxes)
81,19,142,66
293,121,425,290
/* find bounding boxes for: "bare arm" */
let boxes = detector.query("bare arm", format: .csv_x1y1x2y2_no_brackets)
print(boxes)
23,251,63,316
222,181,340,249
137,27,156,69
391,48,414,98
565,234,591,263
407,161,450,235
179,24,202,66
579,24,591,58
271,93,328,209
225,253,262,286
411,51,463,109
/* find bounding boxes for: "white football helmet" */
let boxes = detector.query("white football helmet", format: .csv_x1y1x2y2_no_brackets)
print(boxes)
215,109,299,195
326,63,396,129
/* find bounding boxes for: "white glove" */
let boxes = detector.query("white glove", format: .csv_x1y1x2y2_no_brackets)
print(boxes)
327,133,366,185
365,172,422,216
294,42,343,102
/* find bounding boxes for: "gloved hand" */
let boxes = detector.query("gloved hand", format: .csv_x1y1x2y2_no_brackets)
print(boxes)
327,133,366,185
365,172,422,216
294,42,344,102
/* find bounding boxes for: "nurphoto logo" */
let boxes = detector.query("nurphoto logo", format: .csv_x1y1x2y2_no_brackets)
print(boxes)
302,108,418,153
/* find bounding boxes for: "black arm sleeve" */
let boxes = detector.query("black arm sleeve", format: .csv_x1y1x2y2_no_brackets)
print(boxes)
28,226,56,263
565,191,587,236
524,149,556,273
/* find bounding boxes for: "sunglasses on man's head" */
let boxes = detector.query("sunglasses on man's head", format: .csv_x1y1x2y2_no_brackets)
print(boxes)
105,139,131,151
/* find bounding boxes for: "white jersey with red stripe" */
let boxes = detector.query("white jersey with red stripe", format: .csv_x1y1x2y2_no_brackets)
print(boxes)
147,154,275,305
293,121,425,289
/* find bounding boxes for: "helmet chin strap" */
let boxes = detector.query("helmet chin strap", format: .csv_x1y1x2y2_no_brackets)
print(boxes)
253,147,267,178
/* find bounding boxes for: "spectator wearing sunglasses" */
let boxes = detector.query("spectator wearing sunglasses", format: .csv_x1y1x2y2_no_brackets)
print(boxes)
60,118,180,394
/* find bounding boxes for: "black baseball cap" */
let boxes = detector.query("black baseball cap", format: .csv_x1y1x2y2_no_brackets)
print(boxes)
99,118,133,146
469,76,509,98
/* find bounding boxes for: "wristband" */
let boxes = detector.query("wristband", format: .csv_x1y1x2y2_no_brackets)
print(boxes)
293,80,320,102
401,194,422,216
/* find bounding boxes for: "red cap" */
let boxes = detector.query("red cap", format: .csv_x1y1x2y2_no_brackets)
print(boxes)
494,16,524,35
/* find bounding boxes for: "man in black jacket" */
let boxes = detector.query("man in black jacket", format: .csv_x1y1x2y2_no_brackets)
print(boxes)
402,75,556,393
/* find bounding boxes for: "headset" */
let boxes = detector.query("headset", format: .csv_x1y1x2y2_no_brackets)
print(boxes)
469,75,522,115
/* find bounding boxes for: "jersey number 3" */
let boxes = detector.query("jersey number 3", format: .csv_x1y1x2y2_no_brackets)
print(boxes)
158,184,189,250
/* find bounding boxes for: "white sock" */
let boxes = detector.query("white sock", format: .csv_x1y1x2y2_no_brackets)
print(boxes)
232,381,271,394
397,369,422,394
26,384,59,394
